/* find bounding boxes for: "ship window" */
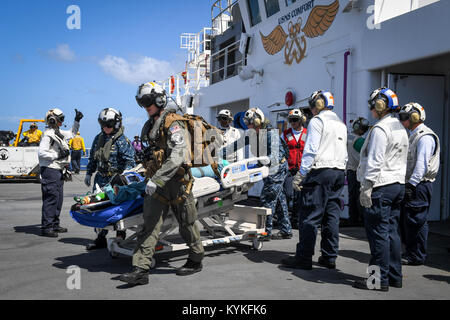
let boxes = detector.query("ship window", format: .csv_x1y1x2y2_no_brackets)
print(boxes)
285,0,297,7
264,0,280,17
247,0,262,26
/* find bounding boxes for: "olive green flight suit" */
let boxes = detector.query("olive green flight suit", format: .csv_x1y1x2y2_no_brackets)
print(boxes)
132,110,204,270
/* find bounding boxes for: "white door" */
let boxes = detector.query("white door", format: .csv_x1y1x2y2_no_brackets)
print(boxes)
389,74,445,221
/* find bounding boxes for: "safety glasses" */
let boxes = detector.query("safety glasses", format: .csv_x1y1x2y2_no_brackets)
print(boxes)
289,118,299,123
218,116,230,121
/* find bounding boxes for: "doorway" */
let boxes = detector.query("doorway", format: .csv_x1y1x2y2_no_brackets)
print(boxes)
388,73,446,221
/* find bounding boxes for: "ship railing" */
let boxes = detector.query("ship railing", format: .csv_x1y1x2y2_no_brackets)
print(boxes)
210,38,245,84
211,0,238,36
157,67,210,105
181,28,213,66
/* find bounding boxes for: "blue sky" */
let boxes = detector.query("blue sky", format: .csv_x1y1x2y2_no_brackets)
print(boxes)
0,0,211,146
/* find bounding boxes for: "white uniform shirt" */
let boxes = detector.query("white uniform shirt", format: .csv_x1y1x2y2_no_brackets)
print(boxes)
299,117,322,176
38,121,79,170
408,124,436,186
357,113,409,188
220,125,243,162
299,110,347,176
281,127,303,142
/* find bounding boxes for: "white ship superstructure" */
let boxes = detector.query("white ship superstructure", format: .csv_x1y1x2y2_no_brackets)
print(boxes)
157,0,450,222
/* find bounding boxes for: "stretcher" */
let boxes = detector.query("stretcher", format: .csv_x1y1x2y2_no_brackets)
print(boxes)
71,157,272,267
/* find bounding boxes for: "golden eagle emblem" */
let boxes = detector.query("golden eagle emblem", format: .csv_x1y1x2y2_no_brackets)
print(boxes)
260,0,339,65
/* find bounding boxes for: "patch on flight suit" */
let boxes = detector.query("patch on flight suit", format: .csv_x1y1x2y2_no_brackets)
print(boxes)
170,125,181,133
171,132,184,145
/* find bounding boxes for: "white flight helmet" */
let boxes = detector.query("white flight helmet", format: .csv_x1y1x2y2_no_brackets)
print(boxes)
243,107,265,127
217,109,233,121
136,82,167,109
288,108,306,123
98,108,122,130
45,108,65,126
308,90,335,110
399,102,426,124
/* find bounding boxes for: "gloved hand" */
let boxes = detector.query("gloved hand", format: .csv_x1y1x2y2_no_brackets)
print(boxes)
75,109,84,122
360,180,374,208
405,183,416,202
145,179,157,196
84,174,91,187
57,149,70,160
292,171,306,192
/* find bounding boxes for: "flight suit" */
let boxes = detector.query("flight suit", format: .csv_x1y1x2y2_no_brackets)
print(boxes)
132,110,204,270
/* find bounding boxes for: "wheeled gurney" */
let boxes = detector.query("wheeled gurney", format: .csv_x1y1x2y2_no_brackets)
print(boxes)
70,157,272,267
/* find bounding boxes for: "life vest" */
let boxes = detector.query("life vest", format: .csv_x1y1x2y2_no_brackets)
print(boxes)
283,127,307,171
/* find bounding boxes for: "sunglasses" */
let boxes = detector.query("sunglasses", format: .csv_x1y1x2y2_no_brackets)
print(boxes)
289,118,299,123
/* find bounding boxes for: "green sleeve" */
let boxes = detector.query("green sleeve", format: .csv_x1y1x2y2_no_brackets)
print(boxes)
151,120,188,188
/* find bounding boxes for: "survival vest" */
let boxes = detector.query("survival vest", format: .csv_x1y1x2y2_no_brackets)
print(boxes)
142,110,224,178
93,126,124,174
283,127,307,171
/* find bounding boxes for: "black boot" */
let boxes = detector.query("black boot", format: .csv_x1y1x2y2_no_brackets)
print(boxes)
119,267,149,285
318,256,336,269
86,235,107,250
41,229,58,238
280,256,312,270
176,259,203,276
53,226,68,233
352,279,389,292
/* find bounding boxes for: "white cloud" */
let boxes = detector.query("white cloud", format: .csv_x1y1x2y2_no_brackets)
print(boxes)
47,44,76,62
122,116,147,127
98,55,176,85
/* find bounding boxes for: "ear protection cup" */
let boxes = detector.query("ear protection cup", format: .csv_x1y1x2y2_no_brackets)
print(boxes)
48,117,56,125
374,98,387,113
301,115,306,123
315,98,325,111
410,111,420,123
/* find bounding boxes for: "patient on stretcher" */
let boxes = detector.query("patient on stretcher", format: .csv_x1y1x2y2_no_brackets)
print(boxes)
73,160,230,208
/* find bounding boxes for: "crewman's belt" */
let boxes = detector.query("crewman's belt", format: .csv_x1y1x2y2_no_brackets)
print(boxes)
152,177,193,206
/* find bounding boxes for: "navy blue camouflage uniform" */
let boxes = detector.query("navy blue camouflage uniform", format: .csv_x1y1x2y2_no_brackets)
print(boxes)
252,129,291,236
86,131,136,239
86,132,136,190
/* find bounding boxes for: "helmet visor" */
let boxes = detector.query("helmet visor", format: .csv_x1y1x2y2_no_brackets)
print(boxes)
136,95,156,108
99,119,116,128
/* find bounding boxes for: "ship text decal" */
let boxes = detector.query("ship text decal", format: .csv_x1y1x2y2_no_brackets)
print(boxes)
278,0,315,25
260,0,339,65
